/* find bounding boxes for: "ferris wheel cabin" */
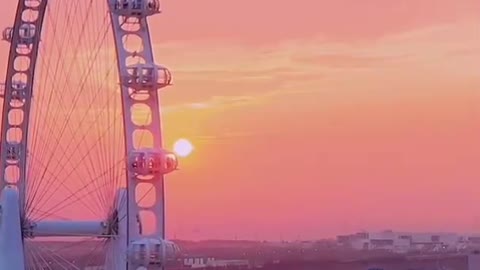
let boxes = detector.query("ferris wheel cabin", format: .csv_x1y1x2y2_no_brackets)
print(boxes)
124,63,172,91
128,149,178,176
2,24,36,45
110,0,161,17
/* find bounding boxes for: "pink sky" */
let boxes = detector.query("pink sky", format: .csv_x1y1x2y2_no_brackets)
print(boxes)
0,0,480,240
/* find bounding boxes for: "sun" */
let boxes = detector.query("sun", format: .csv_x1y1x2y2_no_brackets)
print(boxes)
173,138,194,157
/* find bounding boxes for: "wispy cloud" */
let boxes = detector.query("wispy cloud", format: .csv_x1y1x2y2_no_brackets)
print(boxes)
163,95,259,113
159,19,479,108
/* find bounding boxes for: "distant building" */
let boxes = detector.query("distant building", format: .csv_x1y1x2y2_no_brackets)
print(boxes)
183,256,250,268
183,256,215,268
337,230,480,253
208,259,250,268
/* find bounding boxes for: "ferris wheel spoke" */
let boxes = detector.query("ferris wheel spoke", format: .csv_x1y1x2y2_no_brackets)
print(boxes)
39,236,102,253
33,158,125,222
28,3,124,223
34,242,79,270
30,54,118,215
26,151,104,219
28,208,72,221
31,20,112,191
26,235,106,269
81,239,109,268
24,243,41,270
27,118,111,219
25,241,55,270
28,3,61,165
25,241,47,270
85,10,111,196
29,138,109,212
32,178,111,222
29,84,121,219
27,1,114,217
29,61,120,215
31,109,123,218
30,0,86,164
27,122,102,217
34,19,112,168
29,4,111,174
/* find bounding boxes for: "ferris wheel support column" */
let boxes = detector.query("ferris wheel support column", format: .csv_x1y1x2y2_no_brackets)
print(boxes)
0,187,25,270
0,1,47,268
0,0,47,215
108,1,178,269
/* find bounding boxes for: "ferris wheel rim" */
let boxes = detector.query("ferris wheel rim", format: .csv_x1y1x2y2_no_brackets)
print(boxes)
0,0,180,269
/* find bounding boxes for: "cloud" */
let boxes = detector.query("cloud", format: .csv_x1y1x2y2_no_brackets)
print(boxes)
27,19,480,122
192,95,258,109
157,0,480,44
447,48,480,57
292,54,389,69
163,87,323,115
163,95,259,113
155,19,480,124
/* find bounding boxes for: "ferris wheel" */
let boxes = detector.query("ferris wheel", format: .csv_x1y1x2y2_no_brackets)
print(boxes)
0,0,180,269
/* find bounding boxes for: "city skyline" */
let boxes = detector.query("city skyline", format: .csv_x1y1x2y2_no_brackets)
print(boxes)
0,0,479,241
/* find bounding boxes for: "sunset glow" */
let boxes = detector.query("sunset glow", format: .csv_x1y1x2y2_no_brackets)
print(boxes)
0,0,479,241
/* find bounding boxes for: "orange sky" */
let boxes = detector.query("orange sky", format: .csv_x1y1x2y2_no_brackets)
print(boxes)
1,0,480,240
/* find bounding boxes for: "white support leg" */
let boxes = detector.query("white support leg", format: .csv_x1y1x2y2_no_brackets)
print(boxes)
0,186,26,270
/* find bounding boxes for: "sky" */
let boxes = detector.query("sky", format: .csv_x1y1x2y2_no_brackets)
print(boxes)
1,0,480,241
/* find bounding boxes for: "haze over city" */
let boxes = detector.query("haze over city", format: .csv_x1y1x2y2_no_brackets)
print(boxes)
1,0,480,242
